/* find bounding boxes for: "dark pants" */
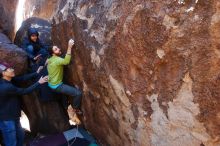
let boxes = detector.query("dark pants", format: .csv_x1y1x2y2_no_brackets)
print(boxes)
0,120,24,146
55,84,82,110
26,45,48,57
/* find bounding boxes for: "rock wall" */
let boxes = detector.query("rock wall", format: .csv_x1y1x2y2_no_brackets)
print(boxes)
0,0,59,40
0,33,27,74
1,0,220,145
23,0,60,20
51,0,220,146
0,0,17,40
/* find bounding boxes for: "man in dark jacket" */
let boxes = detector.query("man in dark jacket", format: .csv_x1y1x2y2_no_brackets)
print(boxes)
0,62,48,146
21,28,48,66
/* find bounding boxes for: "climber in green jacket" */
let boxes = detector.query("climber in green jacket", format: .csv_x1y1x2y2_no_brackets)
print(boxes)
47,39,82,117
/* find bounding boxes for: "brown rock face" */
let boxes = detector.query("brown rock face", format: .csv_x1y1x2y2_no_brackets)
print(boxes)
0,33,27,74
23,0,60,20
0,0,17,40
2,0,220,145
50,0,220,146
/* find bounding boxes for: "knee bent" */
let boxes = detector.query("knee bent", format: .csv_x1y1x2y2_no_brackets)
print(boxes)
76,91,82,98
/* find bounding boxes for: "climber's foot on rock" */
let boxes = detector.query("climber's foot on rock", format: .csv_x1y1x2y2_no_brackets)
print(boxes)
68,106,82,125
72,113,81,125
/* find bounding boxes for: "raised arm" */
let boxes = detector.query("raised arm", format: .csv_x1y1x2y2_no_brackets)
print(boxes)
56,39,75,65
66,39,75,55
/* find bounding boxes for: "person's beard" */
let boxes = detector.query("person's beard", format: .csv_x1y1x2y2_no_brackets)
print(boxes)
55,51,62,56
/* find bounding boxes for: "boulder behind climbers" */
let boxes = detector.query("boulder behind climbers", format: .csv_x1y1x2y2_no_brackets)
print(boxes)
14,17,52,49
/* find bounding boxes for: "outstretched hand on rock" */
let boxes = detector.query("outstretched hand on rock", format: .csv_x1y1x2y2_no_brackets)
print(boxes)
68,39,75,48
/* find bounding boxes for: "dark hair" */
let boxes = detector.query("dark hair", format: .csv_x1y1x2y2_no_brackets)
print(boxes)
48,46,54,56
28,28,39,37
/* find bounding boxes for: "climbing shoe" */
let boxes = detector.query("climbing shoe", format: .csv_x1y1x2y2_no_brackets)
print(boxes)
72,113,81,125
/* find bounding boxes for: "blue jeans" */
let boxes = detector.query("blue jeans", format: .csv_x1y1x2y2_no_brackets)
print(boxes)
26,45,48,57
55,84,82,109
0,120,24,146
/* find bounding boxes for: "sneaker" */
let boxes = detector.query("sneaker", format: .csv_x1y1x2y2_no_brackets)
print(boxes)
72,113,81,125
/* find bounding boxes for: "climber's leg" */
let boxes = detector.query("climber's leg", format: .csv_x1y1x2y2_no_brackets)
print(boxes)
55,84,82,110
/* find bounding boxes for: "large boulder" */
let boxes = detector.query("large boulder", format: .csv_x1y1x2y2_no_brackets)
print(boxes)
0,0,17,40
14,17,52,48
51,0,220,146
0,33,27,74
0,0,60,40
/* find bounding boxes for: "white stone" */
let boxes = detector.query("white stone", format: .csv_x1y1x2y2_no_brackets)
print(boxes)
126,90,132,96
90,48,101,68
186,7,195,13
157,49,165,59
31,24,43,28
178,0,185,4
163,15,178,30
109,75,131,107
148,73,211,146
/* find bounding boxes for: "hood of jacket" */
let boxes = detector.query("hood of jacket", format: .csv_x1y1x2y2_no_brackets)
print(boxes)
28,28,39,38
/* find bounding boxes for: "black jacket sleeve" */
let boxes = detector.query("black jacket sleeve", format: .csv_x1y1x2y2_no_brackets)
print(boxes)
12,72,38,82
9,82,40,95
27,53,35,61
21,39,35,60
